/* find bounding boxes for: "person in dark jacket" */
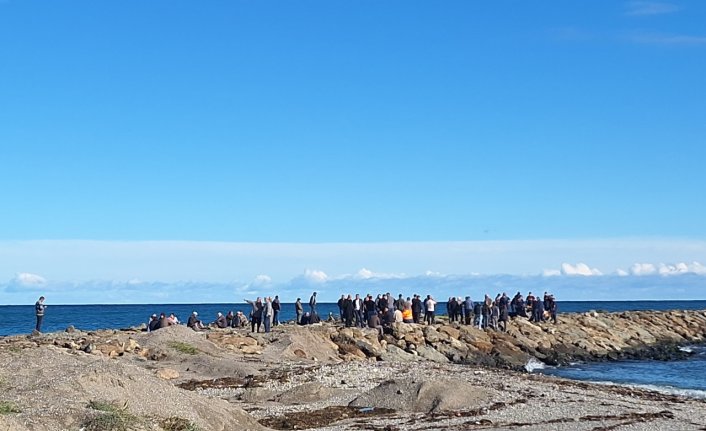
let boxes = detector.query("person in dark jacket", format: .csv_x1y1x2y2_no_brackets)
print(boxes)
364,295,376,322
34,296,46,332
337,295,345,322
342,295,355,327
245,297,264,333
272,296,281,326
148,314,159,332
498,298,509,332
187,311,204,331
463,296,474,325
411,295,422,323
547,295,558,324
531,296,545,323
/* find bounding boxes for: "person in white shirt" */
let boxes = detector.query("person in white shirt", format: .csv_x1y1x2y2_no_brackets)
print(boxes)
424,295,437,325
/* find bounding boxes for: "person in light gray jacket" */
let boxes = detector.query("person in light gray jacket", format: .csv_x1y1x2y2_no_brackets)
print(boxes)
263,297,274,333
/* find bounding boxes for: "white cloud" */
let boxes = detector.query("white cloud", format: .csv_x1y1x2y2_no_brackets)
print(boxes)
350,268,405,280
691,262,706,274
356,268,374,279
303,269,328,283
560,263,602,276
13,272,47,286
252,274,272,284
616,268,630,276
542,269,562,277
625,1,681,16
630,263,657,275
654,261,706,276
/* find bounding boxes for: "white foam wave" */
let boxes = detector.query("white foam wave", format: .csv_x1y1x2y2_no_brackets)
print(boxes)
679,346,693,353
524,358,546,372
591,381,706,400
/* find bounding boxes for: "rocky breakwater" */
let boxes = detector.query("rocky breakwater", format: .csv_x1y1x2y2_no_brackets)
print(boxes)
327,309,706,370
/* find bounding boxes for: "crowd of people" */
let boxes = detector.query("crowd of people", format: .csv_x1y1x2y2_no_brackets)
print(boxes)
144,290,558,334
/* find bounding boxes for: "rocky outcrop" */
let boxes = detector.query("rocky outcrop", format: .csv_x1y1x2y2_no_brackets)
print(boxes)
326,310,706,370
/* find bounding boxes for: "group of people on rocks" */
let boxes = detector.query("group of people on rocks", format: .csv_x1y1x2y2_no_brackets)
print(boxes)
147,309,249,332
145,290,558,334
332,291,557,333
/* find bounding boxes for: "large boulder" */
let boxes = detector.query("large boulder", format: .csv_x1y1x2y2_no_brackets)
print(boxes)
349,379,497,413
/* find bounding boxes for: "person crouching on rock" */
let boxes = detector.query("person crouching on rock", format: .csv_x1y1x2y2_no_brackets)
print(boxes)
157,313,169,329
187,311,205,331
235,311,248,327
299,312,311,325
167,313,180,325
214,312,228,328
368,311,383,337
148,314,159,332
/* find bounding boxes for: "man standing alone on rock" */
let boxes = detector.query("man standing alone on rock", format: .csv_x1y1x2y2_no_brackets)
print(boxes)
295,298,304,323
309,292,317,316
34,296,46,333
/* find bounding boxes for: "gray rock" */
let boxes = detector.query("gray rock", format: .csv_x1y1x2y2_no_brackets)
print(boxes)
379,345,422,363
349,379,496,413
415,345,449,363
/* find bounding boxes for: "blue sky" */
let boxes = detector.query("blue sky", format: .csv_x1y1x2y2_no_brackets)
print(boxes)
1,1,705,303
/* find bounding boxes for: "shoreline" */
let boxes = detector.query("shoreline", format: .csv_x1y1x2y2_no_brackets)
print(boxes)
2,309,706,430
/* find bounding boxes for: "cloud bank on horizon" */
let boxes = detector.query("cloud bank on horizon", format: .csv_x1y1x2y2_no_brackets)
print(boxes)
3,256,706,305
2,239,705,304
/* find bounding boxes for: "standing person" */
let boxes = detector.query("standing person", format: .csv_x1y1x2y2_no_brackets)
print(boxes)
34,296,46,333
548,295,558,324
463,296,474,325
424,295,437,325
482,295,492,329
498,296,509,332
411,295,422,323
263,297,274,333
353,294,364,328
309,292,317,316
342,295,354,327
245,297,264,333
272,295,281,326
295,298,304,324
474,301,483,328
337,295,345,322
364,294,377,323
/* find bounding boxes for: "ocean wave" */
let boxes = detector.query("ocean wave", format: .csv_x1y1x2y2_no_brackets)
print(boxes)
591,381,706,400
524,358,546,372
679,346,693,353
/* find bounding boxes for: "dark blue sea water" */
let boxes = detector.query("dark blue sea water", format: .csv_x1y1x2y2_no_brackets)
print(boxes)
535,345,706,399
3,300,706,397
3,300,706,337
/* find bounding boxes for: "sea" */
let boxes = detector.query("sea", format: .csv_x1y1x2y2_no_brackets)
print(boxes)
2,300,706,399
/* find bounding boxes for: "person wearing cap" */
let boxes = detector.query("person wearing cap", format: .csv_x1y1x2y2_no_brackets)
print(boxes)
187,311,204,330
214,312,228,328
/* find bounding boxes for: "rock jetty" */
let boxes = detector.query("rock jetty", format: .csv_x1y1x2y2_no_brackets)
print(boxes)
324,309,706,369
